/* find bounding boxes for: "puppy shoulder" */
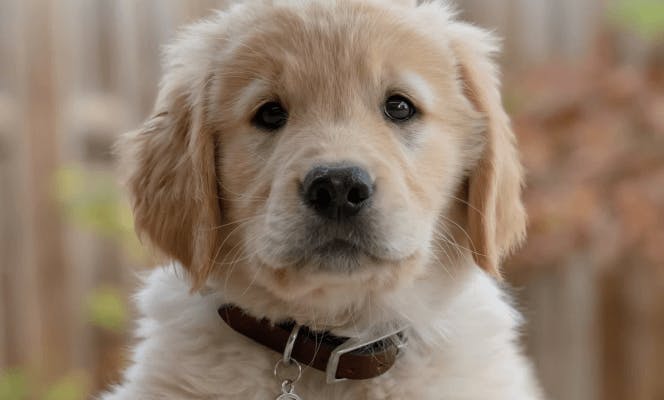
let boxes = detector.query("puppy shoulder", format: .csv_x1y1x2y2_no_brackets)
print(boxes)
453,267,523,331
97,266,234,399
443,268,545,399
134,264,225,335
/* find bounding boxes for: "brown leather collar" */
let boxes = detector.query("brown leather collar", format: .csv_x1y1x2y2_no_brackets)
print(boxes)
218,304,407,383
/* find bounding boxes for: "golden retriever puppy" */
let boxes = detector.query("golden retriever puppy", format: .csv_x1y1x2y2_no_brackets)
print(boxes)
101,0,544,398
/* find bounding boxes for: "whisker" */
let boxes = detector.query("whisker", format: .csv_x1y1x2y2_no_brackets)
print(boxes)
208,216,262,282
208,214,265,232
428,246,454,279
435,215,487,259
240,255,264,296
433,229,472,261
216,180,269,201
215,195,268,203
443,194,487,221
433,229,465,260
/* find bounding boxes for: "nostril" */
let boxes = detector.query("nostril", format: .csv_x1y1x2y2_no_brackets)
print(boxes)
347,186,368,205
313,186,332,207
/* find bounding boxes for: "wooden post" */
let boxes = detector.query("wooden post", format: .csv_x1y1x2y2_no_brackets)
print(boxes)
0,0,20,372
19,0,71,384
517,261,599,400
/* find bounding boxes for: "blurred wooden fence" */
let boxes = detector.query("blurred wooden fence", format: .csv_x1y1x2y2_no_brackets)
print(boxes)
0,0,614,399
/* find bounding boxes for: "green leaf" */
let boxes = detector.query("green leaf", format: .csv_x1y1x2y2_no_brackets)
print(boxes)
87,287,127,333
0,370,28,400
43,373,88,400
53,165,147,262
610,0,664,39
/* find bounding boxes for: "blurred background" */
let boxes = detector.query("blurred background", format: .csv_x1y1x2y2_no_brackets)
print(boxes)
0,0,663,399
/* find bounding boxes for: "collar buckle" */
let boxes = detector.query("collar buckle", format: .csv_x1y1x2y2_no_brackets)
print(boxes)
325,325,409,384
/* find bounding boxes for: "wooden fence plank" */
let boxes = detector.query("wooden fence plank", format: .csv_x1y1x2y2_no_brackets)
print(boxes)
528,262,598,400
20,0,71,383
0,0,20,372
2,0,46,380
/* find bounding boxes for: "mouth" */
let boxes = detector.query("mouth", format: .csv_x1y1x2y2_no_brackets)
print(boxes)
256,234,421,273
301,238,368,271
255,212,422,271
313,239,363,258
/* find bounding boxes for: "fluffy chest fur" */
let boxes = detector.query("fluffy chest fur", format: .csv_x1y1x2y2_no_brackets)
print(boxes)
100,264,543,400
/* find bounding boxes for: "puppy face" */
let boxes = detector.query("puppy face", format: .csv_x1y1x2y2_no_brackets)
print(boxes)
122,0,525,311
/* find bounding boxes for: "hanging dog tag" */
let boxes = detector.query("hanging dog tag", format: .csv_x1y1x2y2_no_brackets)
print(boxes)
274,324,304,399
275,379,302,400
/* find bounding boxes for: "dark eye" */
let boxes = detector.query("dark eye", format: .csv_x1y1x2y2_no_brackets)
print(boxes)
384,95,416,122
253,101,288,131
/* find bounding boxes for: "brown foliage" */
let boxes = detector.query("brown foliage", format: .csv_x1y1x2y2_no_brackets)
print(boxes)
507,56,664,273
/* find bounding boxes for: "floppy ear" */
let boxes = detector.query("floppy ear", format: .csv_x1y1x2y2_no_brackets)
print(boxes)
119,50,222,290
450,24,526,277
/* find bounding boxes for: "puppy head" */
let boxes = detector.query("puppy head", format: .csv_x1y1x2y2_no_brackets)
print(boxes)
121,0,525,306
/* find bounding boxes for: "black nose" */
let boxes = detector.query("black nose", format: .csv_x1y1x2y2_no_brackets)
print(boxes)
302,165,373,220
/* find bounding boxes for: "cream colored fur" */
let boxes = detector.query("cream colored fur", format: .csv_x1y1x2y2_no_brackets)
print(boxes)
101,0,544,398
